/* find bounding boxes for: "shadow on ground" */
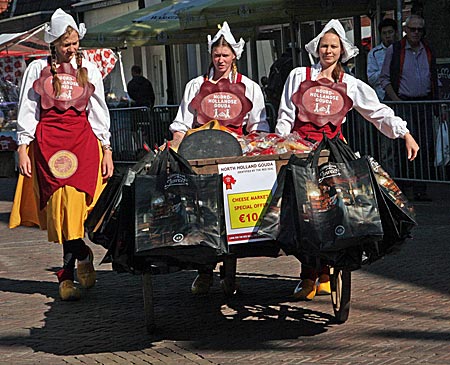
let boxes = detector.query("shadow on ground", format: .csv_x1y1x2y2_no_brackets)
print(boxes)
361,183,450,294
0,270,336,355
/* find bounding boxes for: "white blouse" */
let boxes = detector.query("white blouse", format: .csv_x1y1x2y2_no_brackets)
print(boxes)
16,57,111,146
169,74,270,134
275,63,409,139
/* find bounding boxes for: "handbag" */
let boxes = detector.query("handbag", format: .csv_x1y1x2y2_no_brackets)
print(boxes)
85,151,156,273
434,119,450,167
133,147,228,266
365,156,417,262
288,135,384,258
330,137,417,264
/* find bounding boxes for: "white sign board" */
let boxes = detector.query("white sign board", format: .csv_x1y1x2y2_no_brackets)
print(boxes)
218,160,278,244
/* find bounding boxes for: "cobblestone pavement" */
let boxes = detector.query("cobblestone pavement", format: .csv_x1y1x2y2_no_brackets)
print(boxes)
1,177,449,365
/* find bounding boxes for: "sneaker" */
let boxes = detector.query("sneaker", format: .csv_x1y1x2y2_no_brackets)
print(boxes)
191,273,213,295
293,279,317,301
59,280,81,301
77,246,96,289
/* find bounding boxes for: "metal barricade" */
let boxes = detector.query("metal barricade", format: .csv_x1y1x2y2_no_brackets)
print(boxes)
109,103,277,162
343,100,450,183
109,106,177,162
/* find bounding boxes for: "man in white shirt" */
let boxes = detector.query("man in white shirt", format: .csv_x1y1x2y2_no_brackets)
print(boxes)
366,18,398,100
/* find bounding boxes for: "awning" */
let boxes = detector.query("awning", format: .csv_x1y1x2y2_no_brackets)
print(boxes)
178,0,398,29
0,24,49,57
178,0,294,30
133,0,214,23
81,0,212,49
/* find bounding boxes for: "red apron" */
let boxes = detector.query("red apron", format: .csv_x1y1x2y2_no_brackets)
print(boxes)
291,67,353,142
32,63,99,209
189,74,253,136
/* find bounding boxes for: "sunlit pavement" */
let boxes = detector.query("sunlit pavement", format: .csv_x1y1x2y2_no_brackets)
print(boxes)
1,177,449,365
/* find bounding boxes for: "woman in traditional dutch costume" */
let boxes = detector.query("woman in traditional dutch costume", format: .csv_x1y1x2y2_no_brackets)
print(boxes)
275,19,419,301
169,22,270,295
170,21,270,144
9,9,114,301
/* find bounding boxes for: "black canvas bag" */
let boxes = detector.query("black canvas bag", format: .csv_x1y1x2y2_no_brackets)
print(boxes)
85,151,156,273
317,136,417,265
364,156,417,262
133,147,228,265
289,135,384,257
255,164,301,256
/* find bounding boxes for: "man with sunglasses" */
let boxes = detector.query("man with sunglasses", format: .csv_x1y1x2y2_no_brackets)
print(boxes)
379,14,439,201
380,14,438,102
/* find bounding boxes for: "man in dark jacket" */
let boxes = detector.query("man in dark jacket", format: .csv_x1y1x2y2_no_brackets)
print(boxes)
265,48,294,111
127,65,156,108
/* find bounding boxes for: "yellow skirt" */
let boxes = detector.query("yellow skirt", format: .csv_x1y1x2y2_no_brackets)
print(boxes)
9,142,107,244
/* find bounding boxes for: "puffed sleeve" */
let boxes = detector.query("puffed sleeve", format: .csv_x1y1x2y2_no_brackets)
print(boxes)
84,59,111,145
241,76,270,133
16,60,44,145
275,68,304,136
349,76,409,139
169,76,203,134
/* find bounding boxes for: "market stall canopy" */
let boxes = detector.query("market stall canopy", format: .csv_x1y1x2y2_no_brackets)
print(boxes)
178,0,397,29
0,24,49,57
178,0,293,29
81,0,217,49
133,0,214,23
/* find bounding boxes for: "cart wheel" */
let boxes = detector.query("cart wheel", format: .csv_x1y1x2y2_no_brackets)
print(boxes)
329,267,351,323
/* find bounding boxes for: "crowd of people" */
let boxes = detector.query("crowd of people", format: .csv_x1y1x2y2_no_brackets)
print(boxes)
7,7,439,303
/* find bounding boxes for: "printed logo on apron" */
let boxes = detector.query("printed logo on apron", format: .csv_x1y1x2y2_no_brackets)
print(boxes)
292,77,353,128
43,73,84,101
33,63,95,112
189,78,253,128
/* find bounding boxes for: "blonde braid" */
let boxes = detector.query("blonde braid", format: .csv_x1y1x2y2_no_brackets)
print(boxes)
75,51,88,88
232,61,238,82
50,45,61,97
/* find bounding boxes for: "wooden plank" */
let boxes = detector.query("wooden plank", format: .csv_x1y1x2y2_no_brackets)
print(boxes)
189,151,309,167
189,151,329,175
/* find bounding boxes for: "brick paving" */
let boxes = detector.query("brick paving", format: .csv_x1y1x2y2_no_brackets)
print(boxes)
1,177,449,364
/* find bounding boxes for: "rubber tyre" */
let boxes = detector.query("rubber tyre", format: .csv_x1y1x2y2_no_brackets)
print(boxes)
330,267,351,323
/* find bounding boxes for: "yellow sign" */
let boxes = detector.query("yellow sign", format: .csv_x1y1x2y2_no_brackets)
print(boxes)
228,189,271,229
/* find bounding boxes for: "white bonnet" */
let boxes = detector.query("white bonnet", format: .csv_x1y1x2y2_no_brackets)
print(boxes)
44,8,87,44
305,19,359,63
207,21,245,60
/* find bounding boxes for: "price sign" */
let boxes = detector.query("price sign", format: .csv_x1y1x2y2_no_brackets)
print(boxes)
218,160,277,244
228,190,271,229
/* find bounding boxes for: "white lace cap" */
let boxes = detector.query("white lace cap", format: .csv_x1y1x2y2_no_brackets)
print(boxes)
305,19,359,63
207,21,245,60
44,8,87,44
